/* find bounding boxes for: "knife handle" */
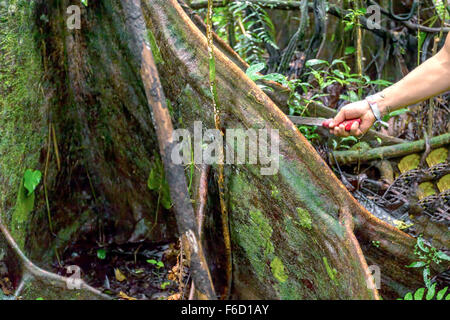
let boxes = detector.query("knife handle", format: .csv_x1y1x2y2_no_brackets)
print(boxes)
322,119,361,132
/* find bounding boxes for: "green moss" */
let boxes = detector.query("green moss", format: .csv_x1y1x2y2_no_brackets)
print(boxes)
232,208,274,280
0,0,46,220
229,174,275,281
249,209,274,256
296,208,312,230
270,256,288,283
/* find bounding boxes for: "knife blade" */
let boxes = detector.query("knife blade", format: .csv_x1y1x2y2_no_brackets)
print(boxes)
287,116,361,132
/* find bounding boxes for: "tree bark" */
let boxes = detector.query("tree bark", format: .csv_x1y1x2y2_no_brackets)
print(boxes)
1,0,446,300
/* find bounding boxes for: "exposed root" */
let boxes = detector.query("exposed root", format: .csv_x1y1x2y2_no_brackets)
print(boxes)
140,39,216,299
0,217,110,300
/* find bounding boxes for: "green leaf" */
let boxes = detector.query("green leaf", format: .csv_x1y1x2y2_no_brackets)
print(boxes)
414,287,425,300
97,248,106,260
23,169,42,196
436,251,450,261
341,136,358,144
344,46,356,55
161,281,171,290
147,259,164,269
161,182,172,210
246,63,266,81
446,293,450,300
261,73,287,85
406,261,427,268
417,236,429,253
331,59,350,72
81,0,88,6
305,59,329,68
423,267,431,288
147,167,161,190
436,287,448,300
147,160,172,209
382,108,409,122
368,79,393,87
426,283,436,300
332,69,346,79
404,292,413,300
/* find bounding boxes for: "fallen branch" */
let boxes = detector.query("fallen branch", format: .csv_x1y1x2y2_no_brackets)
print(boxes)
332,133,450,165
189,164,210,300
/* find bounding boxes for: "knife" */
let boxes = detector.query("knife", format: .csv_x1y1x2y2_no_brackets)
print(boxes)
287,116,361,132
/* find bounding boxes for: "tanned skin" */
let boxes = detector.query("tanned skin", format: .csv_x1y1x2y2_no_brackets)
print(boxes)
329,32,450,137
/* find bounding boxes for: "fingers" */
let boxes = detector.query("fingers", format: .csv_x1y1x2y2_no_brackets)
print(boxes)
332,123,350,137
329,100,373,137
332,120,363,137
329,109,346,129
349,121,363,137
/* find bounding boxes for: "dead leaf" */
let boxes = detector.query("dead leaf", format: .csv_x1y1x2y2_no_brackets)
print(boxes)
426,148,448,167
118,291,137,300
168,272,177,281
168,293,181,300
114,268,127,282
437,174,450,193
0,278,12,296
417,182,436,200
398,154,420,173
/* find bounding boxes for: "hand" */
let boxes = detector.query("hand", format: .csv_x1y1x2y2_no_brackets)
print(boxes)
328,100,376,137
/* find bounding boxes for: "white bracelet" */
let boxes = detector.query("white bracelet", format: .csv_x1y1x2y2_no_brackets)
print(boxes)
366,95,389,128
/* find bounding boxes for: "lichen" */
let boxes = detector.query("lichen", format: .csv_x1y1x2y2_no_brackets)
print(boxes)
296,207,312,230
270,256,288,283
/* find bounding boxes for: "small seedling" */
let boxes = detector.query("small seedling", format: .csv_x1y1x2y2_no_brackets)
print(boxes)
147,259,164,269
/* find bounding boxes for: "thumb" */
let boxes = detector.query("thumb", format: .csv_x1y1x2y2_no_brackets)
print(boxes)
330,109,346,128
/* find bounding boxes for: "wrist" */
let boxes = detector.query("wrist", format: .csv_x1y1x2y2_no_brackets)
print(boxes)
365,94,389,128
367,93,389,116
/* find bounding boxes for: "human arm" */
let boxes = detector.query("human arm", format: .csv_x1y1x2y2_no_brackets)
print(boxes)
329,32,450,137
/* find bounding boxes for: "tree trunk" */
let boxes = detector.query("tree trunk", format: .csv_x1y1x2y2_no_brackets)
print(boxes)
1,0,444,300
